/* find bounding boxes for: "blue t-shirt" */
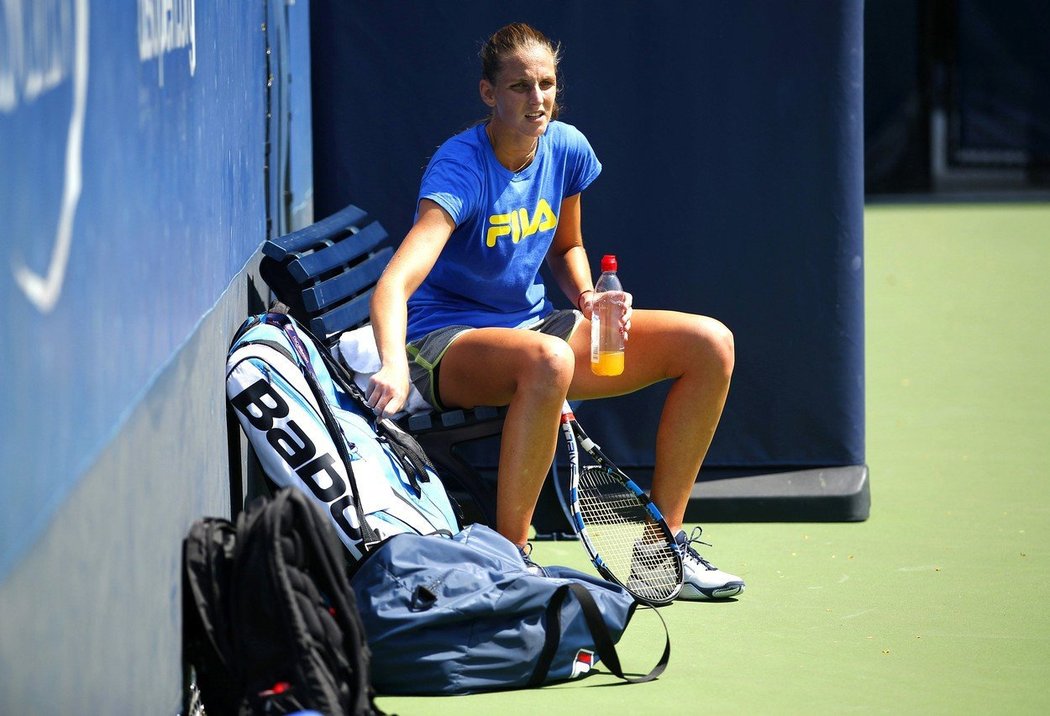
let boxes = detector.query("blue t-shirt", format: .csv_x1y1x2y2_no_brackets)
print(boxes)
406,120,601,341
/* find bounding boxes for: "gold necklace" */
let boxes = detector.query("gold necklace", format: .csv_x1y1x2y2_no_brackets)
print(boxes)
487,125,538,172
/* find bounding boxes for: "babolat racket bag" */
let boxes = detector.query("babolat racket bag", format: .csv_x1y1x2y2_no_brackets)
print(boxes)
225,311,460,567
351,523,670,695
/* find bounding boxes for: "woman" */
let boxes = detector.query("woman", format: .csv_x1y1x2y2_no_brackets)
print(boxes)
368,22,744,600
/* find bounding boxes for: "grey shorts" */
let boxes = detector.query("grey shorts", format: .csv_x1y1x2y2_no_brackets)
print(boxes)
406,309,583,411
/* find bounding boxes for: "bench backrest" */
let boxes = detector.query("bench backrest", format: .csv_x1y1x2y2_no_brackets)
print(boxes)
261,204,392,341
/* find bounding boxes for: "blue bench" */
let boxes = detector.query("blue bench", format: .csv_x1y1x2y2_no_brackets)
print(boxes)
259,203,574,536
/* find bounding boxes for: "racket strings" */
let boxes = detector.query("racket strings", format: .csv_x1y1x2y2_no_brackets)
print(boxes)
577,467,680,603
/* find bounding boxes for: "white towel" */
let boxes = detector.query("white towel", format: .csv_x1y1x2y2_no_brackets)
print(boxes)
335,325,432,417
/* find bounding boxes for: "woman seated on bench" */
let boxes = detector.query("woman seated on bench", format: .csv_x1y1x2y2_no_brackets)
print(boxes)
368,22,744,601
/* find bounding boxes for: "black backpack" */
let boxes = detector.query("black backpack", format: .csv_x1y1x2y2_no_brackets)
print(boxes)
182,488,383,715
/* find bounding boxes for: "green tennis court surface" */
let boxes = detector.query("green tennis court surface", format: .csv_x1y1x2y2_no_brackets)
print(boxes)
376,202,1050,715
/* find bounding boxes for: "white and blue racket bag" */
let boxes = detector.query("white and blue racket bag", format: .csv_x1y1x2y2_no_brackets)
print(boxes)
225,311,460,566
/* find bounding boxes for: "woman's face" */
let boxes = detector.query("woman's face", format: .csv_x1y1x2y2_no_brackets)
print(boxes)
480,43,557,140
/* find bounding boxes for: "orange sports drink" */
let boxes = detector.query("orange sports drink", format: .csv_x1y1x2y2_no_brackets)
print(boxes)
590,255,626,376
592,349,625,376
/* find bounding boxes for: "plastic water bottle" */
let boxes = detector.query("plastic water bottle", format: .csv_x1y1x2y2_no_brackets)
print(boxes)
590,254,625,376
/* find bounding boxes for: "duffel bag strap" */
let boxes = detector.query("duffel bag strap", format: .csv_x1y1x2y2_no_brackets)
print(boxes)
528,583,670,687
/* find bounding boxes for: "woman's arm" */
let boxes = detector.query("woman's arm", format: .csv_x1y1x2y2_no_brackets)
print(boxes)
546,193,596,316
546,192,631,333
368,199,455,416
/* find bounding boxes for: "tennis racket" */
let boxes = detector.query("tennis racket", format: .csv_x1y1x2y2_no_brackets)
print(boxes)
556,402,683,604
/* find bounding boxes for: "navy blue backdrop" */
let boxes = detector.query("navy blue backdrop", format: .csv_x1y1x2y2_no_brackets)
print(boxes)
311,2,865,481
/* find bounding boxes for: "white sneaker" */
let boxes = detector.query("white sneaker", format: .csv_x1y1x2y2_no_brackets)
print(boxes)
626,539,682,603
675,527,745,600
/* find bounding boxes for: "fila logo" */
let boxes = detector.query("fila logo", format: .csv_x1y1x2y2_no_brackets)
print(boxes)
486,198,558,247
570,648,594,679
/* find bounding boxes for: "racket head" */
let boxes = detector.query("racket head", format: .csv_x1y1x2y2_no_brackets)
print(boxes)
572,465,683,605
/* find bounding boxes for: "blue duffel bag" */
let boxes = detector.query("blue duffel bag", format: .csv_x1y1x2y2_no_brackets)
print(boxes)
350,523,669,695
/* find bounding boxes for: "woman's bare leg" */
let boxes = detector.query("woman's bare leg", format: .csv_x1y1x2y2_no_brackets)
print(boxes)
437,328,575,547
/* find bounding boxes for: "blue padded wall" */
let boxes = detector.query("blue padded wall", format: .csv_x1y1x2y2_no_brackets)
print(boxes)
0,1,292,711
1,1,266,578
312,2,865,478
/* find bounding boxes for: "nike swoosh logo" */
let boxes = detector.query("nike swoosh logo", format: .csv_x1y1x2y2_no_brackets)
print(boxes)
12,0,89,313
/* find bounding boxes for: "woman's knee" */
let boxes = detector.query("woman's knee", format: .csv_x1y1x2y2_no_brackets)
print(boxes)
518,337,575,394
688,316,735,379
710,318,736,375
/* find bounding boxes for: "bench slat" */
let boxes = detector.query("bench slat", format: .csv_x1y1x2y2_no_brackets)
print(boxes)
263,204,369,260
288,221,387,282
310,289,374,337
302,247,392,312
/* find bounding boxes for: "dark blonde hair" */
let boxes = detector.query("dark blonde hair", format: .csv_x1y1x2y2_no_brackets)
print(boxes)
479,22,563,119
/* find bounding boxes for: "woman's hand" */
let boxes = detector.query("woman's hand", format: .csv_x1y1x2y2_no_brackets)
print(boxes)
620,291,633,341
581,290,632,342
366,362,411,418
